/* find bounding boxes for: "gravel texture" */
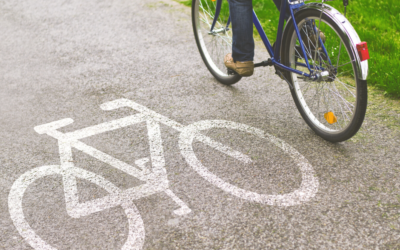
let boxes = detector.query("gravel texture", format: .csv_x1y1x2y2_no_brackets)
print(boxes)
1,0,400,249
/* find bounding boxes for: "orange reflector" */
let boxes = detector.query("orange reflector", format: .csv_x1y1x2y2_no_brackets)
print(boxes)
212,0,216,1
324,112,337,124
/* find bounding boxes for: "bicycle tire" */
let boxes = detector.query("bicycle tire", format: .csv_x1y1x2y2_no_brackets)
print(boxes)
281,9,367,142
179,120,319,206
8,165,145,250
192,0,242,85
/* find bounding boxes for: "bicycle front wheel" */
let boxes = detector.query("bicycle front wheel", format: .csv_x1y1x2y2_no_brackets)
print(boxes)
192,0,241,85
282,9,368,142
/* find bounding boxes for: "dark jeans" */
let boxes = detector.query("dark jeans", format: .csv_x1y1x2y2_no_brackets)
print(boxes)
228,0,289,62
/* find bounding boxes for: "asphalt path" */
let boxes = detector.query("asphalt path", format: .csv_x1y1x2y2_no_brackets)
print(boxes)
1,0,400,249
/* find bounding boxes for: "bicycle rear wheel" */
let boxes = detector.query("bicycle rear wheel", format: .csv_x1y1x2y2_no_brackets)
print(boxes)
192,0,241,85
282,9,367,142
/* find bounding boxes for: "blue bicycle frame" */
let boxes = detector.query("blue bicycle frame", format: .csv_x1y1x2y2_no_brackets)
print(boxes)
210,0,332,80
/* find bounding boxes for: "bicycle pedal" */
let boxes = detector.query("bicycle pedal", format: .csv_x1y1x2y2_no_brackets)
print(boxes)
227,68,239,76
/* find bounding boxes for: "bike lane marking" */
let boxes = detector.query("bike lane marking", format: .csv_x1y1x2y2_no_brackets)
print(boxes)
8,99,319,250
8,165,145,250
179,120,319,207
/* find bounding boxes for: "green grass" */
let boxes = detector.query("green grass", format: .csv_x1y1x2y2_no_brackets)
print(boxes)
181,0,400,98
321,0,400,98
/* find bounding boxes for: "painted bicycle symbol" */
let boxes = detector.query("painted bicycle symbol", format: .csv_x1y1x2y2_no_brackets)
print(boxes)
9,98,319,249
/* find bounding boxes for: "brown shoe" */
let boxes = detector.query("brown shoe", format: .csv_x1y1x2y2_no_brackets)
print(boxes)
224,54,254,77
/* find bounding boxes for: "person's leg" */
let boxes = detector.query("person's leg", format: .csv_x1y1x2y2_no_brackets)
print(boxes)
228,0,254,62
227,0,287,63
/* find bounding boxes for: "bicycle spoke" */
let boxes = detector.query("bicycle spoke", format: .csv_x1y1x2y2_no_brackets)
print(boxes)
198,1,233,76
337,60,354,68
289,13,364,135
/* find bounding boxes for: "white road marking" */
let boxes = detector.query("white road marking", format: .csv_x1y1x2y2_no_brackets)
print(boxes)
8,165,145,250
179,120,319,206
8,98,319,250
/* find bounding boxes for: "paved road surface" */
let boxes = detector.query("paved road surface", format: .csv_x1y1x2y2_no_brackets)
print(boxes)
1,0,400,249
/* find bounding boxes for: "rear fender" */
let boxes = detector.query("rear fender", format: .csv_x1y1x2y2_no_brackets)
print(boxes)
282,3,368,80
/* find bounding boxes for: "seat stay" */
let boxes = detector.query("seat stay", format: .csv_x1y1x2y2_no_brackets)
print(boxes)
311,24,333,65
289,5,312,72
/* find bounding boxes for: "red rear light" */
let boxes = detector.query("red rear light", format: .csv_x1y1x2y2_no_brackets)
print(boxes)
356,42,370,61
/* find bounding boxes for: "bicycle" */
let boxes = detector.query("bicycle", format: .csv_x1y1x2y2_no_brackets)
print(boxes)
9,98,318,249
192,0,369,142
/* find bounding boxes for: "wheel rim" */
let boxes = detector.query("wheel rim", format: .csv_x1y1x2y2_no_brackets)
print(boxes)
194,0,233,78
288,17,358,134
